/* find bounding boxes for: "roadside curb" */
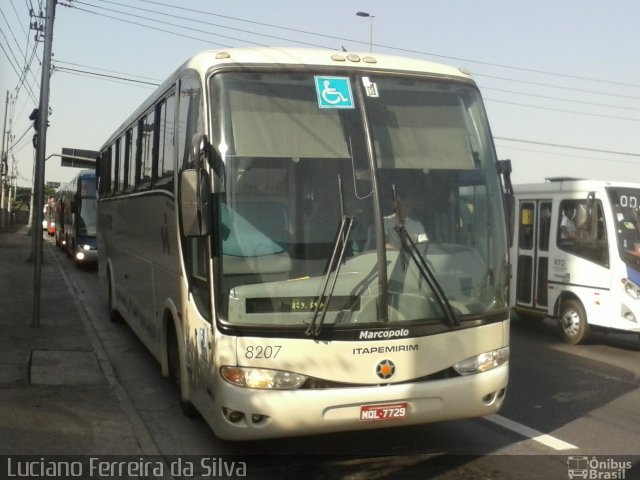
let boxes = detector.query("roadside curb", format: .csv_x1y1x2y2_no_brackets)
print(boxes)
49,241,166,458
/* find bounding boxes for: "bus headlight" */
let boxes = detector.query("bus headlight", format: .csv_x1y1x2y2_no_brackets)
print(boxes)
82,244,91,251
622,278,640,300
220,366,307,390
453,347,509,376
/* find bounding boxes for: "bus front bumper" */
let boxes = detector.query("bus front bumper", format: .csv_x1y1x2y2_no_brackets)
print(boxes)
207,363,508,441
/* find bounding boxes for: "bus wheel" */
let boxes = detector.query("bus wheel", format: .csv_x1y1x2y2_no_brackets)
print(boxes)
107,271,123,323
167,329,198,418
558,299,590,344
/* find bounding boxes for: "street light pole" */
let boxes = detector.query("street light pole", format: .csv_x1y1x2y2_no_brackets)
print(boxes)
1,91,9,228
356,11,374,52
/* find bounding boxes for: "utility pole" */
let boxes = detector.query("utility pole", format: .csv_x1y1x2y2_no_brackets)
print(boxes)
32,0,56,328
7,103,15,224
1,91,8,228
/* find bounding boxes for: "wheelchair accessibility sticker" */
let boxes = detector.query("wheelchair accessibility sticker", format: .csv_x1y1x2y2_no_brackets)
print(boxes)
315,76,354,109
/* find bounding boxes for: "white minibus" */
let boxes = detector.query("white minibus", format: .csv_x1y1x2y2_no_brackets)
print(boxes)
511,178,640,343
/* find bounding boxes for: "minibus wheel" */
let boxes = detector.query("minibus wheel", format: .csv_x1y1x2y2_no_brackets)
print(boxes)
558,299,589,344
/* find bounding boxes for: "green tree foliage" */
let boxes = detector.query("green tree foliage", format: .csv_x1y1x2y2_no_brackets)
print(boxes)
12,187,32,211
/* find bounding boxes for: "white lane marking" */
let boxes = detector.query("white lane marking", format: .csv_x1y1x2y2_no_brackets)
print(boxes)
485,414,579,451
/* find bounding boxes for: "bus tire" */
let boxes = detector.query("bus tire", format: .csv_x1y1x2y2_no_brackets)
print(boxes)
167,328,198,418
558,299,589,344
107,270,123,323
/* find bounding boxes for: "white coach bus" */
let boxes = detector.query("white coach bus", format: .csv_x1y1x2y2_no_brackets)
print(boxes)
511,178,640,344
97,48,511,440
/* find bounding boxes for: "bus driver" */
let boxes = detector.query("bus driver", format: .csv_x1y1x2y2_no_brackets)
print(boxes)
368,193,428,250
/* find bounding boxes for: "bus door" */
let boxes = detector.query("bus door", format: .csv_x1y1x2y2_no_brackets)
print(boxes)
182,234,214,412
515,200,552,313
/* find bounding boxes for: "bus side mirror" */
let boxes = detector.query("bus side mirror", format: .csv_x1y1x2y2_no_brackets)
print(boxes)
180,134,213,237
180,169,211,237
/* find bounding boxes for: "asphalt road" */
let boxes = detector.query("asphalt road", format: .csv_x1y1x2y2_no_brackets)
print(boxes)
50,236,640,479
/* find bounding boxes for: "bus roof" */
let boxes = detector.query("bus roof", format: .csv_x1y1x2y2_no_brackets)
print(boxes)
178,47,472,79
514,179,640,195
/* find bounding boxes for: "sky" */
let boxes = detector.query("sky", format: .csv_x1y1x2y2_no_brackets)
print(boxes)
2,0,640,189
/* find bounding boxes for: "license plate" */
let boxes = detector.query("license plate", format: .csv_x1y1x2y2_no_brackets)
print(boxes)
360,402,408,422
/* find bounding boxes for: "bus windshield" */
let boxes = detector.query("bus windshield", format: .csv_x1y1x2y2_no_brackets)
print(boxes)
210,71,509,331
78,197,97,236
78,178,97,236
607,187,640,263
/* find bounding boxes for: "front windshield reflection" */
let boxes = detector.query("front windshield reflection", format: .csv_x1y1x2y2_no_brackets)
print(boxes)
211,71,509,330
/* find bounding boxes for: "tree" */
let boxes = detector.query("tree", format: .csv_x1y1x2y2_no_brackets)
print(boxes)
12,187,32,212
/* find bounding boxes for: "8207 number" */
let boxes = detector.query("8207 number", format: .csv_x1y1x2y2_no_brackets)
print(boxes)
244,345,282,359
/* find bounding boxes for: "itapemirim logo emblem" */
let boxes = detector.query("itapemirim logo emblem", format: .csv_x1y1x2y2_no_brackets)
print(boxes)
376,359,396,380
566,456,632,479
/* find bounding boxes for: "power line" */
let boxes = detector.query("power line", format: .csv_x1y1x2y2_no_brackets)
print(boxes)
10,0,42,72
53,65,160,86
8,123,33,150
494,136,640,158
482,87,640,112
0,37,38,105
486,98,640,123
35,0,640,169
13,41,40,103
90,0,330,49
54,59,162,82
0,4,40,103
72,1,263,47
0,25,24,75
85,0,640,99
493,143,640,167
0,6,26,59
68,4,235,48
133,0,348,44
132,0,640,89
475,72,640,101
0,9,40,102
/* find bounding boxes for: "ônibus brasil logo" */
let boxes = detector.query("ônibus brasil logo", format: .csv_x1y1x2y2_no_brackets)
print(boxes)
359,328,410,340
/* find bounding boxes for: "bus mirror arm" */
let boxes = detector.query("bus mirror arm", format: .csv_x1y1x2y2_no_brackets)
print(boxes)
191,133,208,171
191,132,224,194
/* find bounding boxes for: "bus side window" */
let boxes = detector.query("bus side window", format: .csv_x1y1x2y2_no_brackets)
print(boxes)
112,139,120,194
558,199,608,267
538,202,552,251
519,203,535,250
118,134,126,192
155,93,176,190
177,75,203,171
127,125,138,191
139,110,155,188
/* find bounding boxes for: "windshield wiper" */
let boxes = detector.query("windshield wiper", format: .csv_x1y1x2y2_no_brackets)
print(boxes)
391,184,460,327
394,224,460,327
389,185,458,327
306,175,355,337
306,215,354,337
